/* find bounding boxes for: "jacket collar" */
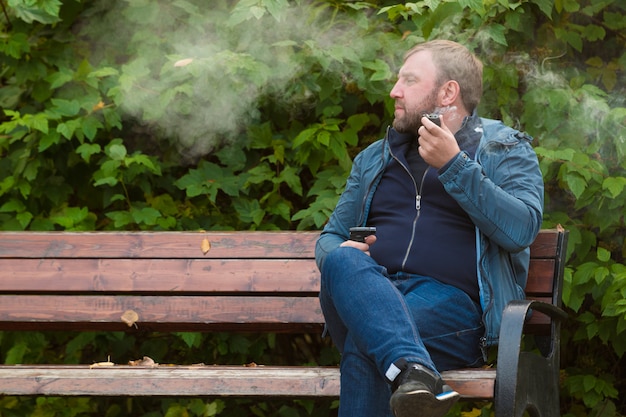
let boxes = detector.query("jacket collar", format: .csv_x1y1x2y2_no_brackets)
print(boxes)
384,110,483,152
386,127,415,149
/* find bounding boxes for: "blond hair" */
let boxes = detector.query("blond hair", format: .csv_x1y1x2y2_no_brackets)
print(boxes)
405,40,483,113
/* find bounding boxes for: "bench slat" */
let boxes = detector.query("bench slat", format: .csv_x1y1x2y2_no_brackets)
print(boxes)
0,294,550,331
0,259,320,293
0,257,553,295
0,229,556,258
0,366,340,398
528,229,562,258
0,366,494,399
526,259,555,296
0,232,318,259
0,295,324,332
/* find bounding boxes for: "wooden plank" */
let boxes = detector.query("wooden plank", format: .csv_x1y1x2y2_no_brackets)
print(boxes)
525,259,556,295
0,259,320,293
441,369,495,399
0,229,559,259
0,231,319,259
0,258,552,295
0,294,551,331
0,366,340,398
0,365,494,399
529,229,560,258
0,295,324,332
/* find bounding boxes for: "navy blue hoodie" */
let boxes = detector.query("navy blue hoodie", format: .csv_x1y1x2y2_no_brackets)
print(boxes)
367,116,481,301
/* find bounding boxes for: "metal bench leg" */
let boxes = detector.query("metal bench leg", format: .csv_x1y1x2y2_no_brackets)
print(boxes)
494,352,560,417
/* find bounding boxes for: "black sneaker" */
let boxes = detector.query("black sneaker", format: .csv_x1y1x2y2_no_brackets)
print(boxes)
389,363,460,417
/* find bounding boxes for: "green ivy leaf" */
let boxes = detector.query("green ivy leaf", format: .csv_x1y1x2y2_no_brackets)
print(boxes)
363,59,393,82
50,206,90,228
126,154,160,174
4,342,28,364
8,0,62,24
175,332,203,349
0,199,26,213
26,113,49,134
0,32,30,59
597,247,611,263
293,126,318,148
555,28,583,51
56,119,81,140
564,172,587,198
131,207,161,226
562,0,580,12
105,211,134,228
484,24,508,46
107,143,127,161
174,161,229,201
93,175,119,187
39,132,59,154
602,177,626,198
46,68,74,89
16,211,32,228
49,98,81,117
276,166,303,196
233,198,265,226
530,0,553,17
81,116,103,141
583,24,606,41
75,143,102,163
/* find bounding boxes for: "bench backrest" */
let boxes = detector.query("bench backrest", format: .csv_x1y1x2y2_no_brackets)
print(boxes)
0,229,567,333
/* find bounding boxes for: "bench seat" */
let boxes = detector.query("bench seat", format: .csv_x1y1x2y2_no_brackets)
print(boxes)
0,229,568,416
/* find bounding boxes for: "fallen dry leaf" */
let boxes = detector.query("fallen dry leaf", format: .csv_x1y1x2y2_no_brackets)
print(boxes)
90,356,115,368
201,238,211,255
128,356,158,367
121,310,139,327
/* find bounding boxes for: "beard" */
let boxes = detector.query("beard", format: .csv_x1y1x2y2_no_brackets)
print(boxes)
392,88,439,134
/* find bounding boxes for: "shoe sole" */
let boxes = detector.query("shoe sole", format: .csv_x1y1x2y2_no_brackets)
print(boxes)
390,389,460,417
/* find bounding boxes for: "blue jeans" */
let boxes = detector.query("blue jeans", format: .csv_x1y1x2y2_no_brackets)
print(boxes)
319,247,484,417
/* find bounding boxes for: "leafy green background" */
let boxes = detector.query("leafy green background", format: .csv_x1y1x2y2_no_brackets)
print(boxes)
0,0,625,416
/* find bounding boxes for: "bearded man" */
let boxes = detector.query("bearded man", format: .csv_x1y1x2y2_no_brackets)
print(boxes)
315,40,544,417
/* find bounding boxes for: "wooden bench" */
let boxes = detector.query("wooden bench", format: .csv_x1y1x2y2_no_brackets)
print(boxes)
0,228,568,416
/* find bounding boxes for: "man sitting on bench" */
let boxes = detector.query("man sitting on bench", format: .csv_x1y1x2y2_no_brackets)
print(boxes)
315,40,544,417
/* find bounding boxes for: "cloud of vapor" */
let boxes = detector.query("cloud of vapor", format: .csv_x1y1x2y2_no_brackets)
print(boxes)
469,36,625,162
79,0,386,163
521,52,625,159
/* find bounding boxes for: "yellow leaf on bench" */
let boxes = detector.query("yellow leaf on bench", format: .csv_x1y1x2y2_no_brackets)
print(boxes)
201,238,211,254
121,310,139,327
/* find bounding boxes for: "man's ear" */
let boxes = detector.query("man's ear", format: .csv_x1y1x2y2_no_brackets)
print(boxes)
439,80,461,107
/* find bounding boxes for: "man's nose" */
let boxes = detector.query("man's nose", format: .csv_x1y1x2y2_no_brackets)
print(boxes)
390,83,401,99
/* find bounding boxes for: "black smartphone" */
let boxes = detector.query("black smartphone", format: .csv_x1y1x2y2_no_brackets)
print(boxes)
423,113,441,127
349,226,377,242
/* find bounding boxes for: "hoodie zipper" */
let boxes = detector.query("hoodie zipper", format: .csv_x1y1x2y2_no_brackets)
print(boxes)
401,166,429,269
388,144,429,270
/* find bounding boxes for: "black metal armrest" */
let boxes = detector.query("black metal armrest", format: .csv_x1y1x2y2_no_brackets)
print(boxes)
495,299,567,417
498,299,567,361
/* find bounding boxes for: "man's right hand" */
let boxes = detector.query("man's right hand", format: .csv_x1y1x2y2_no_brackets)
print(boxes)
340,235,377,256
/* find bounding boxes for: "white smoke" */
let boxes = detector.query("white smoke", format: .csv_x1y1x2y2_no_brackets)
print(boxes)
79,0,389,162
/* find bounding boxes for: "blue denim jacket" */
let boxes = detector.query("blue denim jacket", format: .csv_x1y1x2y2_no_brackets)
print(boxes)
315,118,544,347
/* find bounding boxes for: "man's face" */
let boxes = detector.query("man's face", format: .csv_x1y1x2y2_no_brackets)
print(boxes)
390,50,440,134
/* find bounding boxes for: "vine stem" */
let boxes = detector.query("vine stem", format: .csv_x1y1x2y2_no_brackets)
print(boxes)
0,0,11,30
